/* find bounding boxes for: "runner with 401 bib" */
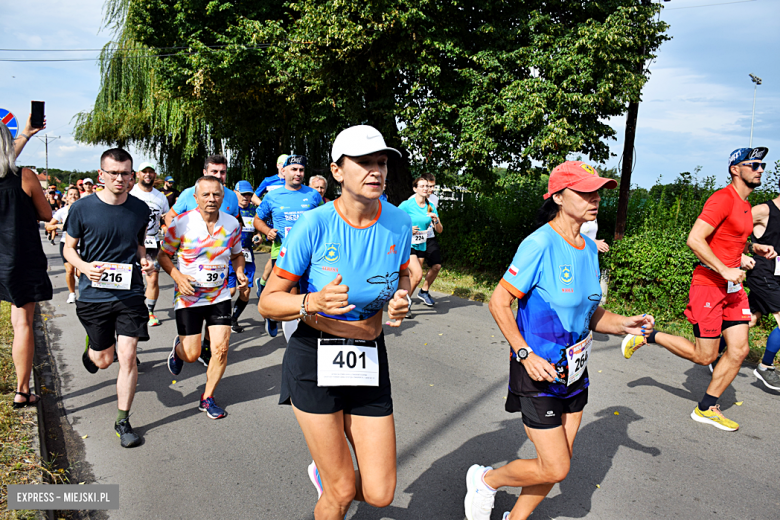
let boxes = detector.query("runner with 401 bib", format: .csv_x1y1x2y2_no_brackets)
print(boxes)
464,161,655,520
159,176,246,420
258,125,412,520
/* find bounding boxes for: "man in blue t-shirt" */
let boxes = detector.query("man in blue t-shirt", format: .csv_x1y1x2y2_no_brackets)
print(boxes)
228,181,259,333
163,154,239,227
253,154,322,336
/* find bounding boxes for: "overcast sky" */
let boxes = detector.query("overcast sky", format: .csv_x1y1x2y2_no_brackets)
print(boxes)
3,0,778,188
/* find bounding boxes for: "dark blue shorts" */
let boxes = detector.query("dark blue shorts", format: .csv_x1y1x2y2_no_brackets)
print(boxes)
228,258,256,288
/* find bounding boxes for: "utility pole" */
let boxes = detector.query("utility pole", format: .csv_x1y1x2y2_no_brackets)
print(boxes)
749,73,762,147
614,0,660,241
35,134,61,186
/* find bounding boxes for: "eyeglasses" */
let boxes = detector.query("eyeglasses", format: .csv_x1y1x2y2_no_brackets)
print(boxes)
740,162,766,171
101,170,134,178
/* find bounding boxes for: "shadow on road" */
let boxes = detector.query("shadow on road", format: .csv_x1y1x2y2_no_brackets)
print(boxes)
535,405,660,519
351,405,658,519
627,365,739,411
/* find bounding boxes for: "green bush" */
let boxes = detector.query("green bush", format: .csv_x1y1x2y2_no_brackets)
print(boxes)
603,227,698,322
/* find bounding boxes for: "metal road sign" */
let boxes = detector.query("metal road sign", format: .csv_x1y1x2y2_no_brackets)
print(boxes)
0,109,19,138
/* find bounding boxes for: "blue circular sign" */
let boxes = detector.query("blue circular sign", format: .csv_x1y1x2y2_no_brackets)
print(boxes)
0,109,19,138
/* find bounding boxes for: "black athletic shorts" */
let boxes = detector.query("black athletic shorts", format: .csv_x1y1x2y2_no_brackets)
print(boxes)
505,389,588,430
175,299,233,336
59,242,67,264
417,237,442,267
76,295,150,351
747,274,780,316
279,321,393,417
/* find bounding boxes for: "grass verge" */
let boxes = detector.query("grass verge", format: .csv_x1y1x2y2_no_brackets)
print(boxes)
0,301,66,519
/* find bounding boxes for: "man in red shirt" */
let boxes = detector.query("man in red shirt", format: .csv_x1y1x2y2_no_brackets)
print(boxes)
622,147,774,432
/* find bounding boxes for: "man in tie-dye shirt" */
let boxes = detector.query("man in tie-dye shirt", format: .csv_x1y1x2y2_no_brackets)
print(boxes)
159,176,246,420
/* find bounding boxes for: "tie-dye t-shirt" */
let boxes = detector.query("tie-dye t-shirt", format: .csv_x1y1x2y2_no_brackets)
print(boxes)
161,209,243,310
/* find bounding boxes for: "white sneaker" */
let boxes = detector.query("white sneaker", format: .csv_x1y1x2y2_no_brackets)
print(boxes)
308,461,323,499
66,293,76,304
465,464,496,520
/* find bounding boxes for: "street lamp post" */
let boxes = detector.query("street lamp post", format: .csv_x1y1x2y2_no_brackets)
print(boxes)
749,73,762,147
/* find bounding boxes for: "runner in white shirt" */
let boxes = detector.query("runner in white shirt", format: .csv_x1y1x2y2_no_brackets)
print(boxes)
46,186,81,303
130,162,170,326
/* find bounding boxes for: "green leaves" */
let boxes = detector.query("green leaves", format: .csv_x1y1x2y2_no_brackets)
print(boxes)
75,0,668,194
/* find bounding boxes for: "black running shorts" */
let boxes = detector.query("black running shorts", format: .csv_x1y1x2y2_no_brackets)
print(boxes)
417,237,443,267
506,389,588,430
76,295,150,351
175,300,233,336
747,275,780,316
279,321,393,417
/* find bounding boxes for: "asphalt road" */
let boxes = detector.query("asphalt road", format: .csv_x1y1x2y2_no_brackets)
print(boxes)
38,234,780,520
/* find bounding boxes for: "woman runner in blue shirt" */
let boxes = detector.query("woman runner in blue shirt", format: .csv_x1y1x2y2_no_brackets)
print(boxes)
464,161,656,520
259,125,412,519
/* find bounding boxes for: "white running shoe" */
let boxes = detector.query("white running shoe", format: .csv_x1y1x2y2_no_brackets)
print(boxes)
465,464,496,520
66,293,76,304
308,461,323,499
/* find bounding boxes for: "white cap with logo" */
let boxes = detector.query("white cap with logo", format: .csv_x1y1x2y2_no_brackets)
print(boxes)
331,125,401,163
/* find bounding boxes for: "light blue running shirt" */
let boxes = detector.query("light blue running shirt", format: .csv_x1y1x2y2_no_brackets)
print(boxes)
255,185,323,244
501,223,601,397
172,184,240,218
274,201,412,321
397,198,438,252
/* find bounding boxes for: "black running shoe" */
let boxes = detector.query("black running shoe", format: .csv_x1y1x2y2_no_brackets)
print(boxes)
83,336,99,374
114,418,142,448
198,342,211,367
231,320,244,334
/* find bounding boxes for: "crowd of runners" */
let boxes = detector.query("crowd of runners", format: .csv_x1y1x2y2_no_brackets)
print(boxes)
4,115,780,520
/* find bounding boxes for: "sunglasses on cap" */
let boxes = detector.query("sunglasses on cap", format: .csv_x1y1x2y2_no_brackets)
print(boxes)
740,162,766,171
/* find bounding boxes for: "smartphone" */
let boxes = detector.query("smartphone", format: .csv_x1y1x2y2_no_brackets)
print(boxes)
31,101,45,128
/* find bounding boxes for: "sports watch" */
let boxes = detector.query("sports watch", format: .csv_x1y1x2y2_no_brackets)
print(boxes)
515,347,531,362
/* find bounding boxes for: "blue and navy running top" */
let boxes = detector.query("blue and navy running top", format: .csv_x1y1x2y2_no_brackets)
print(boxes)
500,223,602,398
274,200,412,321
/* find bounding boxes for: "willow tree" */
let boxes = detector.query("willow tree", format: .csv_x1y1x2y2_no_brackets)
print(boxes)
78,0,668,200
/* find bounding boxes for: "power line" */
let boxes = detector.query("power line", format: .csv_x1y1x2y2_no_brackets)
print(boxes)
0,44,274,62
664,0,756,10
0,44,271,52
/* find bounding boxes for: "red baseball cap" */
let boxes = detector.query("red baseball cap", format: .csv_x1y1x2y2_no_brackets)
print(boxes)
544,161,617,199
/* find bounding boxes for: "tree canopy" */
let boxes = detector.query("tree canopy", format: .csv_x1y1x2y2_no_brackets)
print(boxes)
75,0,668,201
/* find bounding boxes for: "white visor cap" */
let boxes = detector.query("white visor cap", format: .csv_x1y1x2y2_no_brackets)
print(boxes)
331,125,401,163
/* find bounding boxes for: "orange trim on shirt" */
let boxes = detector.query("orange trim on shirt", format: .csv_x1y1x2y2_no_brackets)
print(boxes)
400,259,411,271
549,221,586,250
334,198,382,229
274,266,301,282
499,278,525,300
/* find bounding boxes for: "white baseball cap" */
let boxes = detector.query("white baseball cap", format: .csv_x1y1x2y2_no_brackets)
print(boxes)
331,125,401,163
83,177,94,185
137,161,156,172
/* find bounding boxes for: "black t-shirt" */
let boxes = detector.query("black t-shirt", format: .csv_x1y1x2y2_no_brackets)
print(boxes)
162,187,180,209
66,194,150,302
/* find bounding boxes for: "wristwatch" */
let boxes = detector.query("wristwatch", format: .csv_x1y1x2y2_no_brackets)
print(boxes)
515,347,531,362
